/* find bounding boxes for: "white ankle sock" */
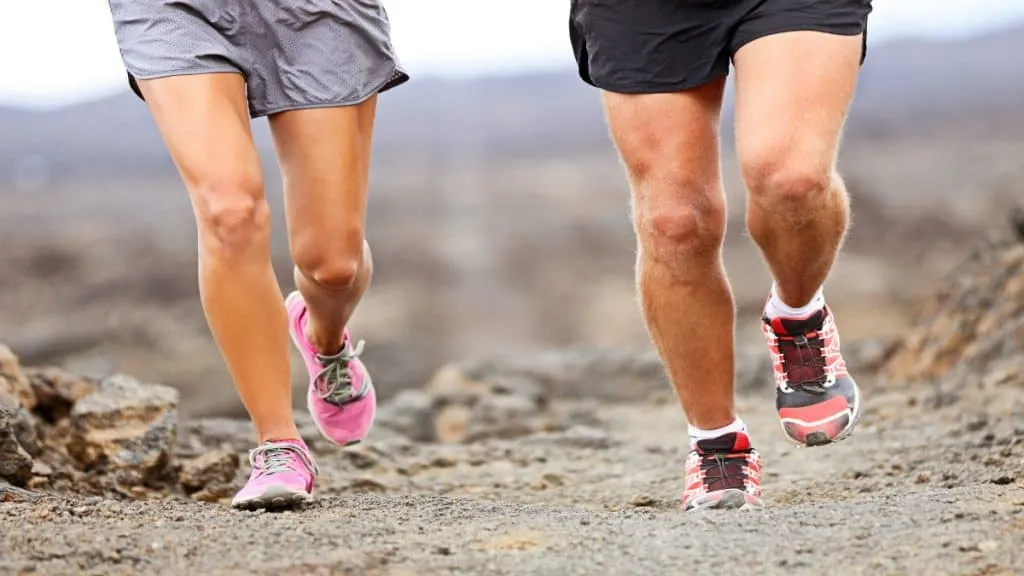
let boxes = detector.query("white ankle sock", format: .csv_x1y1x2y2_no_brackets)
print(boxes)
764,283,825,319
688,418,747,448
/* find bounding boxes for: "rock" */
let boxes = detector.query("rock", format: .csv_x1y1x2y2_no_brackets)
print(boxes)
178,450,240,496
434,404,473,445
628,493,657,507
0,396,33,486
31,461,54,477
843,337,899,376
376,389,436,442
0,344,36,410
426,348,660,444
429,347,667,403
349,477,388,493
523,426,616,450
0,479,38,502
67,374,179,485
434,390,545,444
462,393,543,443
559,399,604,429
25,366,98,421
178,418,254,455
9,405,42,457
884,227,1024,384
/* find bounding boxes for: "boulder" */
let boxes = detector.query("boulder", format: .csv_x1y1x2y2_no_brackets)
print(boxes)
884,225,1024,385
25,366,98,421
67,374,179,485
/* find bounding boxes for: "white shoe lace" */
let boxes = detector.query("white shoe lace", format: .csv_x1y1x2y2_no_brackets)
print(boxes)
249,442,318,478
313,339,367,405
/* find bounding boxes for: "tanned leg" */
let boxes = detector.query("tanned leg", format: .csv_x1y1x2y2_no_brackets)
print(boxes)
602,80,735,429
138,74,298,443
734,31,862,306
268,98,378,354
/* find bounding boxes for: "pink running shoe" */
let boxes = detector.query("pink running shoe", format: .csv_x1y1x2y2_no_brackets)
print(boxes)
285,290,376,447
231,439,317,510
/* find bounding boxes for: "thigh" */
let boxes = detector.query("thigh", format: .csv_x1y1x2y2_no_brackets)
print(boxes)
108,0,245,105
731,2,870,175
137,73,263,205
570,0,739,94
603,80,726,213
268,99,378,258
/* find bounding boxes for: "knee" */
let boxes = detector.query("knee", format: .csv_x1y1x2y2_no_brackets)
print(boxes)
634,182,725,267
292,233,367,291
742,149,833,214
192,173,269,256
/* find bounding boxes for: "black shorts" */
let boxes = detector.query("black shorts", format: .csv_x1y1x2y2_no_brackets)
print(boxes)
569,0,872,93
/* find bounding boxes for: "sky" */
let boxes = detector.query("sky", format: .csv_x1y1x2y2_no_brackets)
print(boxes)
2,0,1024,108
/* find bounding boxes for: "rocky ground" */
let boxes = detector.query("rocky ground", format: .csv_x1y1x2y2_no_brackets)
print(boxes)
1,218,1022,575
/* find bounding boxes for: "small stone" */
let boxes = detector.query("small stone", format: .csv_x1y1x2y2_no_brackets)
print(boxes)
628,493,657,507
429,455,458,468
978,540,999,553
342,446,379,470
349,477,388,493
959,542,982,553
541,473,566,487
31,461,53,476
375,389,435,442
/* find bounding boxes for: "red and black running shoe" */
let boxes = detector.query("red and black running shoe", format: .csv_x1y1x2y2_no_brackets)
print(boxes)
681,431,763,511
761,304,862,447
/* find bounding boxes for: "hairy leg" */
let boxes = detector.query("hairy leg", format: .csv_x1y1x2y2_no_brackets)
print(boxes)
734,31,862,307
603,80,735,429
268,97,378,354
137,74,297,442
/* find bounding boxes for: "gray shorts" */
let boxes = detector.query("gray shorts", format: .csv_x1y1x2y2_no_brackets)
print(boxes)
107,0,409,118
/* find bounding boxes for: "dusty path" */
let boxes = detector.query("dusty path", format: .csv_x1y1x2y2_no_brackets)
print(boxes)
2,375,1022,575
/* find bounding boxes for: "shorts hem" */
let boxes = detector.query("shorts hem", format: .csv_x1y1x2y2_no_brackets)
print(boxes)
252,65,411,118
126,67,244,99
579,71,730,96
730,25,868,63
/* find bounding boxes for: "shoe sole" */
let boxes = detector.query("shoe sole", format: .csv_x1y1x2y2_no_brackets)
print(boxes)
285,291,375,449
685,489,763,512
782,382,863,448
231,485,313,511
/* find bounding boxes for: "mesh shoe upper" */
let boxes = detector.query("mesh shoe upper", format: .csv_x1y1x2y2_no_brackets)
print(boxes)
761,305,861,445
682,431,763,511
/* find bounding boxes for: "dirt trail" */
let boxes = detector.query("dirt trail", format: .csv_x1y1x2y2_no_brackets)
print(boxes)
2,377,1022,576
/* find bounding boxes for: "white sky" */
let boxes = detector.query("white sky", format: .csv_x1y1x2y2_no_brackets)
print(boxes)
1,0,1023,108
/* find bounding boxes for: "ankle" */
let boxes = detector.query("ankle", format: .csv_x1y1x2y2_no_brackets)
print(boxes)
304,317,346,356
688,417,747,448
766,283,825,318
257,424,303,445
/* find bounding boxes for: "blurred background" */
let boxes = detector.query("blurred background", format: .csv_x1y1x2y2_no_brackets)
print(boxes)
0,1,1022,418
